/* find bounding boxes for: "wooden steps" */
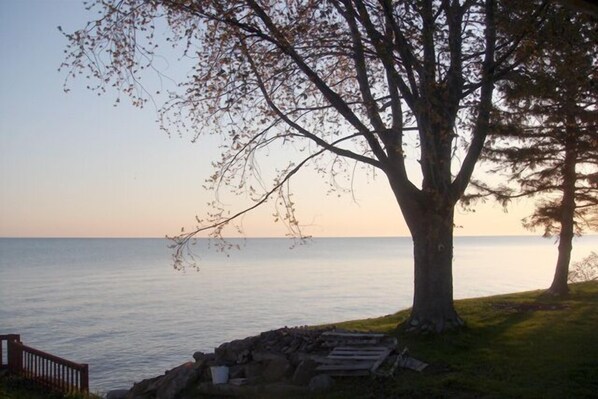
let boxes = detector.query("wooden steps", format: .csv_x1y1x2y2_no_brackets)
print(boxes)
315,332,395,376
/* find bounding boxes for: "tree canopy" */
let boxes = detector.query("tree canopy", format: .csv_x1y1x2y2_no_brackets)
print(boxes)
62,0,549,332
477,7,597,294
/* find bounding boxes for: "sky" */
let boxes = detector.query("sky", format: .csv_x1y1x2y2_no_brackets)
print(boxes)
0,0,538,238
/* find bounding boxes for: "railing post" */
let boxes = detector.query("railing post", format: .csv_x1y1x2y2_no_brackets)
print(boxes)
80,364,89,393
6,334,22,375
3,335,89,395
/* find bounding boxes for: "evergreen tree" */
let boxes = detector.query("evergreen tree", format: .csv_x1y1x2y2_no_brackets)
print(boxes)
480,7,597,295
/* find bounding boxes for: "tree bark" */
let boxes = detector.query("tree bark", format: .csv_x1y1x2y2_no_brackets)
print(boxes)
389,176,464,333
548,128,577,296
407,205,464,332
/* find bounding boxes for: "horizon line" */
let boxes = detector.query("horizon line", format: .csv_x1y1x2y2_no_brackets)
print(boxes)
0,233,573,240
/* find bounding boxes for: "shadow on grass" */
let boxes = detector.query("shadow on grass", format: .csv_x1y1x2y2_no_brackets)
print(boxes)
321,282,598,399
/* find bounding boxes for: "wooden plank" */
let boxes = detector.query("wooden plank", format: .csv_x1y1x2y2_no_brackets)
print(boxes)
330,349,387,358
329,351,388,358
370,347,392,373
329,352,384,357
332,346,390,351
316,362,374,371
316,334,396,376
399,356,428,372
322,340,379,347
327,355,381,360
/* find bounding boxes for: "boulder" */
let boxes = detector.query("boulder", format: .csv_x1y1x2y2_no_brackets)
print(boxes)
308,374,334,392
126,374,162,399
215,336,258,365
244,362,266,380
105,389,129,399
252,350,286,362
192,351,215,372
126,362,199,399
292,359,318,386
236,348,251,364
262,357,292,383
155,362,199,399
228,364,246,379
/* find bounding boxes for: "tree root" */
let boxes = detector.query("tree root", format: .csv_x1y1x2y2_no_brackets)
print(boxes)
402,315,465,334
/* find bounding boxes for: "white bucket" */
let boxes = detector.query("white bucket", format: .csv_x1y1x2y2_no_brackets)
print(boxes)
210,366,229,384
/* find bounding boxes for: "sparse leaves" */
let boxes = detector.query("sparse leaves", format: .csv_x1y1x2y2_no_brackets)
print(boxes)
568,252,598,283
62,0,546,273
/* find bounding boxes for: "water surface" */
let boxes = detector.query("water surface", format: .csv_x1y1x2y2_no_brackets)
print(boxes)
1,236,596,393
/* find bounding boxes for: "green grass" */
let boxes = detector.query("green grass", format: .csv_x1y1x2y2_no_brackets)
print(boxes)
0,375,99,399
3,282,597,398
315,281,598,398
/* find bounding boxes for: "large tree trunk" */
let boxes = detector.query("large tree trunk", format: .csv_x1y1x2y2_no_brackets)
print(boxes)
548,128,577,296
398,193,464,333
407,209,464,333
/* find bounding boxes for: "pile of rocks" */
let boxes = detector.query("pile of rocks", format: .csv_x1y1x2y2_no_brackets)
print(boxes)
108,327,400,399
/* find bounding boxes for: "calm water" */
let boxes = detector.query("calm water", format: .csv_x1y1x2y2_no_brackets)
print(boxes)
0,236,596,394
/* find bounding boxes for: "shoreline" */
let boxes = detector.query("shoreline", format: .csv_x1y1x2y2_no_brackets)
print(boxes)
100,282,598,398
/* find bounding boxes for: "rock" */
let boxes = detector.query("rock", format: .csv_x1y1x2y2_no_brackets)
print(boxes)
215,336,258,365
127,362,199,399
105,389,129,399
192,351,215,371
244,362,265,379
252,350,286,362
122,327,399,398
127,374,162,399
192,351,213,363
308,374,334,392
292,359,318,386
155,362,199,399
228,364,245,379
262,357,292,383
236,349,251,364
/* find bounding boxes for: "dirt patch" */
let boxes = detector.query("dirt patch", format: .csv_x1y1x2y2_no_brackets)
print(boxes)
490,302,568,312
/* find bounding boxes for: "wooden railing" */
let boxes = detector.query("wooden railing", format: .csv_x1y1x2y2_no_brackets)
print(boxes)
0,334,89,395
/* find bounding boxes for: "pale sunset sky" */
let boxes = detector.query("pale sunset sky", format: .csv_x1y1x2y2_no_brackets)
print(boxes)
0,0,538,238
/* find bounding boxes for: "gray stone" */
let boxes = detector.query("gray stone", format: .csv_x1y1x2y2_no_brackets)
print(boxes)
192,351,215,372
127,362,199,399
308,374,334,392
292,359,318,386
127,374,162,399
229,364,245,379
262,357,292,383
215,336,258,364
155,362,199,399
192,351,214,363
244,362,265,379
105,389,129,399
236,348,251,364
252,350,286,362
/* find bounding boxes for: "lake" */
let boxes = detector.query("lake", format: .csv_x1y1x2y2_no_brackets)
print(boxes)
0,236,596,393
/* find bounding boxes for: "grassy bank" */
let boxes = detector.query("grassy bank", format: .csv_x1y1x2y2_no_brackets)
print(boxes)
317,281,598,398
2,282,596,398
0,375,98,399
